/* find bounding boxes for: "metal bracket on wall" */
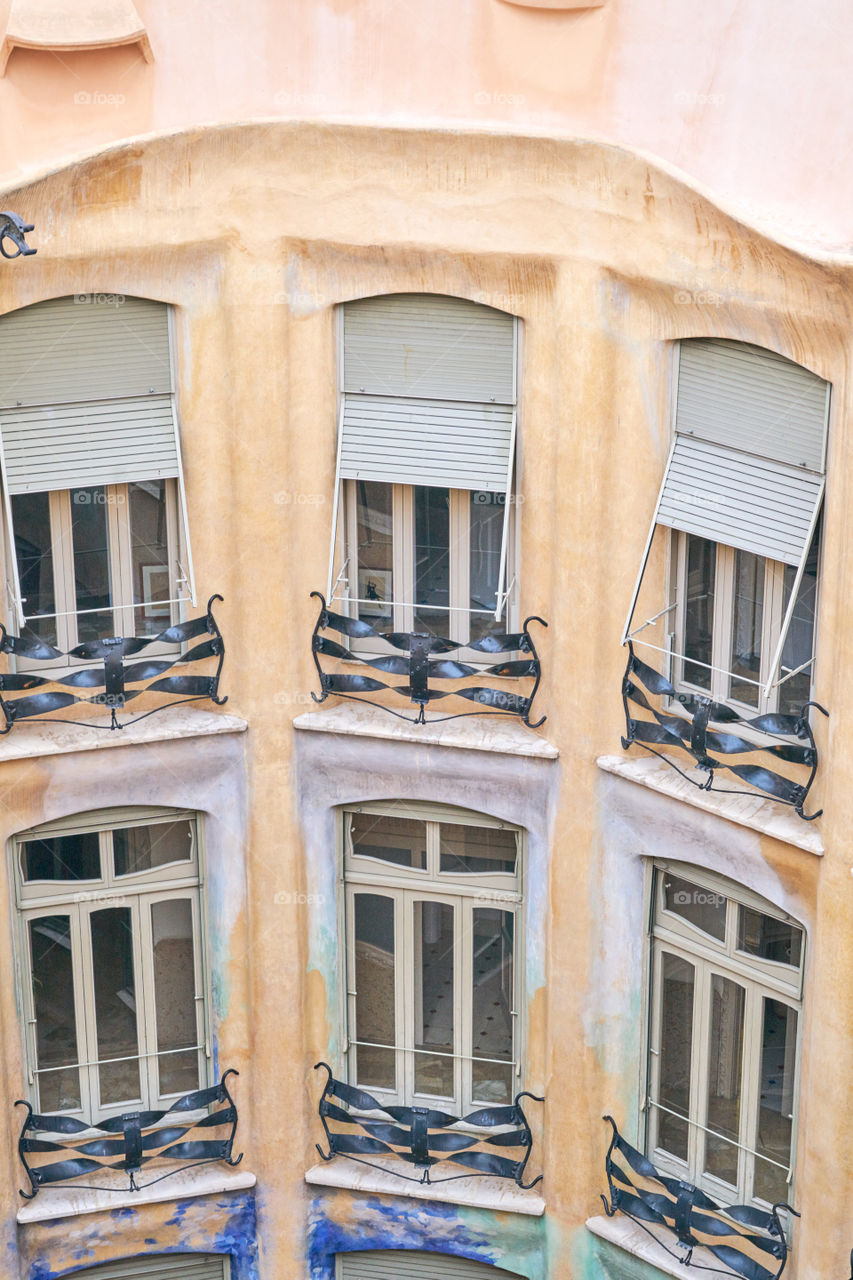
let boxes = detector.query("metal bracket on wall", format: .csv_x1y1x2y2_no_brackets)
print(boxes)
0,211,35,258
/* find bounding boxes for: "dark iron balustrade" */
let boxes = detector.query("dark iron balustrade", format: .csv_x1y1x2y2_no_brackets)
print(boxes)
601,1116,796,1280
0,594,226,732
314,1062,543,1188
310,592,546,726
16,1070,242,1198
621,642,827,820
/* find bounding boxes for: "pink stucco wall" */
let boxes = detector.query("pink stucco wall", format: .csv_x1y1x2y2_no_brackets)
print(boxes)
0,0,851,252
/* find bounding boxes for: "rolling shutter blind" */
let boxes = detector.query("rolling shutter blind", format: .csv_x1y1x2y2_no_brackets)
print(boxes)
70,1255,227,1280
0,296,179,493
340,294,516,492
658,339,829,565
339,1250,524,1280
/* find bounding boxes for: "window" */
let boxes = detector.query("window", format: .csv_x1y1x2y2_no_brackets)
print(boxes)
673,524,820,715
0,296,196,647
12,480,180,650
338,1252,524,1280
330,294,519,645
624,339,829,712
647,864,804,1207
15,808,208,1120
343,802,522,1113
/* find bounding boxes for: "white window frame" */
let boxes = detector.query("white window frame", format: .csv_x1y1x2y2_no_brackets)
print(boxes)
341,801,524,1115
669,528,821,717
2,479,184,659
341,480,519,651
13,806,211,1121
645,861,804,1210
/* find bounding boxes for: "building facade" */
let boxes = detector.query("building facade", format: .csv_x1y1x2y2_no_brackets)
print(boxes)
0,3,851,1279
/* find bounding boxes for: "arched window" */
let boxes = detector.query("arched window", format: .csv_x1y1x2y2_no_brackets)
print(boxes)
337,1251,525,1280
15,807,208,1121
342,801,523,1113
62,1255,227,1279
647,862,804,1206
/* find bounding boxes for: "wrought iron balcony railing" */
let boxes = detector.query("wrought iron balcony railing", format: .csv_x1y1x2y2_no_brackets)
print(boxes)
621,642,827,820
310,593,546,726
314,1062,543,1188
0,594,226,732
16,1070,242,1198
601,1116,796,1280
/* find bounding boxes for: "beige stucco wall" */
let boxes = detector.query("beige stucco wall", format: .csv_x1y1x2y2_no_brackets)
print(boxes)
0,117,849,1277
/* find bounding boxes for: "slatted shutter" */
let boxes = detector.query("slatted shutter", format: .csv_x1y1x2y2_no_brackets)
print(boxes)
338,1250,525,1280
655,339,829,566
68,1254,228,1280
339,294,516,492
623,338,830,654
0,295,196,618
0,296,179,492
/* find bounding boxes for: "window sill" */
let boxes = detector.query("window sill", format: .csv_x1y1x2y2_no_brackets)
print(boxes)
0,705,247,763
294,702,558,759
305,1158,545,1216
596,753,822,855
586,1214,740,1279
17,1163,257,1224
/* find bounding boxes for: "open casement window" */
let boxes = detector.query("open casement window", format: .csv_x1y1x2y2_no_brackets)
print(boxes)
330,295,519,647
343,802,523,1114
647,863,804,1210
15,807,209,1122
624,339,830,710
0,296,196,643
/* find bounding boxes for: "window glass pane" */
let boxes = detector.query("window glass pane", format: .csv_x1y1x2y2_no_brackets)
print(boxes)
779,532,819,716
469,491,505,643
29,915,81,1111
355,481,393,626
657,952,694,1162
350,813,426,869
730,550,764,707
71,487,114,642
113,821,193,876
439,824,516,875
414,486,450,637
21,832,100,882
705,975,745,1186
91,907,140,1105
130,481,171,638
414,900,454,1097
471,908,513,1103
738,907,802,970
662,873,727,941
755,1000,798,1204
354,893,396,1091
152,899,200,1095
11,492,57,645
684,536,715,689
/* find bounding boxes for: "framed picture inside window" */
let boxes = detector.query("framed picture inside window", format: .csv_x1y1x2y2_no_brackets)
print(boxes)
142,564,171,620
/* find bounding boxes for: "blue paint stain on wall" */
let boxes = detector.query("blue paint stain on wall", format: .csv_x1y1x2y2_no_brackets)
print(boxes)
23,1191,259,1280
308,1192,544,1280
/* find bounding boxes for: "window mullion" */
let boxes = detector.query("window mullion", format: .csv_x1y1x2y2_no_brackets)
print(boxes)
762,560,785,715
451,489,470,646
713,547,735,704
459,895,472,1113
395,484,413,633
135,893,158,1109
50,489,75,651
400,891,415,1103
75,903,100,1118
110,483,134,637
740,984,762,1204
691,961,711,1183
